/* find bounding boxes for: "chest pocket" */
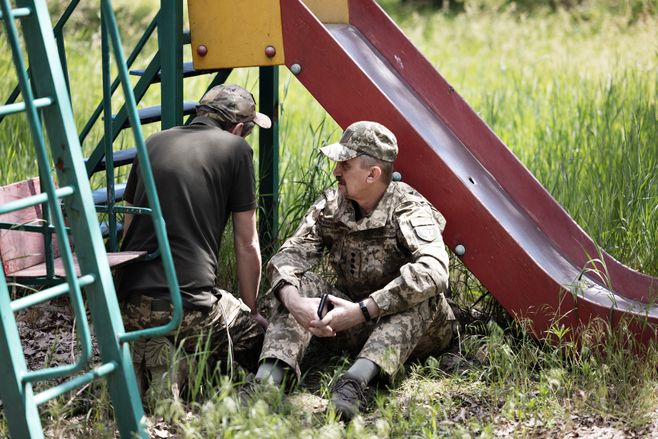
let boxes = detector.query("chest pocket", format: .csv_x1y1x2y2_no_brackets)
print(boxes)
338,227,408,295
319,218,348,273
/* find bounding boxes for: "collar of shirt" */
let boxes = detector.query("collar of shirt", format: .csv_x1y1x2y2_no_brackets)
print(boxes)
189,115,223,129
325,182,401,231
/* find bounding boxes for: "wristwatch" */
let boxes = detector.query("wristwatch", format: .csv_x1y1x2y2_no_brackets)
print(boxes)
359,300,372,322
272,280,292,301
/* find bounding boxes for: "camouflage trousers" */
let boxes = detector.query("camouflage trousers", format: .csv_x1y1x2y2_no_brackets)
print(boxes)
259,273,456,379
121,289,264,401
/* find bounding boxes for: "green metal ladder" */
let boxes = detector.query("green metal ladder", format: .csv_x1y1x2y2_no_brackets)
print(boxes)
0,0,182,437
0,0,281,259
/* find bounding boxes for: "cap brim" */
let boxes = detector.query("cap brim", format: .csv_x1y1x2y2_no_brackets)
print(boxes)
320,143,360,162
253,112,272,129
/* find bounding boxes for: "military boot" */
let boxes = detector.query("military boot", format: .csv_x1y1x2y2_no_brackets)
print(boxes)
329,373,369,420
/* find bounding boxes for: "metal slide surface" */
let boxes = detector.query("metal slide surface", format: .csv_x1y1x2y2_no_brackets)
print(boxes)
280,0,658,342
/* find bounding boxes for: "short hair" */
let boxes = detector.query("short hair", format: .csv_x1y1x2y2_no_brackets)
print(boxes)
240,120,256,137
358,154,393,184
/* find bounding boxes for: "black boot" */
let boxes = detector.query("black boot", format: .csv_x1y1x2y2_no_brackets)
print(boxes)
329,373,369,421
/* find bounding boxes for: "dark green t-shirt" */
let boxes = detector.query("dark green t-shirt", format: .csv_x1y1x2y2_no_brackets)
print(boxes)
115,116,257,309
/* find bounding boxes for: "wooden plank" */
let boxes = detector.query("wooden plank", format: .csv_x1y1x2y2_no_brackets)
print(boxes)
7,251,146,278
1,177,145,279
0,178,59,274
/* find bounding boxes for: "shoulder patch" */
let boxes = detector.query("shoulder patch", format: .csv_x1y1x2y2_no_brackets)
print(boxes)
405,215,440,242
414,224,439,242
410,216,434,227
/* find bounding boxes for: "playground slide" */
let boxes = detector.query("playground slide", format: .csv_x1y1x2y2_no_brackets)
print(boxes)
280,0,658,341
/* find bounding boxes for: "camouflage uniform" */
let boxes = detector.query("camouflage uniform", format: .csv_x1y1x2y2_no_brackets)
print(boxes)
260,181,455,378
122,290,264,398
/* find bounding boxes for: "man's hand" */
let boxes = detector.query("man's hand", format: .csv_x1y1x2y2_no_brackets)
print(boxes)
251,312,269,330
309,295,367,336
279,285,333,336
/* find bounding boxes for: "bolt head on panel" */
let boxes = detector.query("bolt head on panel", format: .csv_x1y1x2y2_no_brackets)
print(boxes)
290,63,302,75
454,244,466,256
197,44,208,56
265,45,276,58
392,171,402,181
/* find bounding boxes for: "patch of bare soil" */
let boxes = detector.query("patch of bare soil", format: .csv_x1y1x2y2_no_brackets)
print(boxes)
492,413,655,438
14,299,102,372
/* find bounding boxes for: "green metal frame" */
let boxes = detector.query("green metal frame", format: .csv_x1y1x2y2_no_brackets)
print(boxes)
158,0,183,129
0,0,113,434
0,0,93,386
0,270,42,439
0,0,183,437
259,66,280,257
0,0,80,124
1,0,281,436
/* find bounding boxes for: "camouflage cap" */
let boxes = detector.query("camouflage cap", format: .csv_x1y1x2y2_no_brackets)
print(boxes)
320,121,398,163
198,84,272,129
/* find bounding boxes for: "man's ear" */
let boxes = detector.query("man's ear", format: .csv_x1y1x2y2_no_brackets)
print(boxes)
367,166,382,182
230,122,245,137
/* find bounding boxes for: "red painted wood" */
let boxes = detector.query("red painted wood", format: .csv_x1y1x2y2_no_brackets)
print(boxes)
347,0,656,303
1,177,145,279
0,178,60,274
280,0,657,340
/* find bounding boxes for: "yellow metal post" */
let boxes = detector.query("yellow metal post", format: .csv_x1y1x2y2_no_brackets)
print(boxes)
188,0,349,70
189,0,285,69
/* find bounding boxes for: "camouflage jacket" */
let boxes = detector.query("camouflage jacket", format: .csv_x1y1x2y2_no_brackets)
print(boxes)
268,181,449,317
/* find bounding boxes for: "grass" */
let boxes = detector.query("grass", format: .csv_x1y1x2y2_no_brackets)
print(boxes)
1,0,657,437
138,318,656,438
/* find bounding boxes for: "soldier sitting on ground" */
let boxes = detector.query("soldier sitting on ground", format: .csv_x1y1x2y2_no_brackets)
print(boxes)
248,121,456,420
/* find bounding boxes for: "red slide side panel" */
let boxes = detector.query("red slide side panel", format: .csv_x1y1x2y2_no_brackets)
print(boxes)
348,0,657,303
280,0,575,336
280,0,657,341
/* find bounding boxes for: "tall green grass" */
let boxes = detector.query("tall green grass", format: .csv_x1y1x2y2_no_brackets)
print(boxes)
1,2,657,437
2,4,654,275
391,7,657,275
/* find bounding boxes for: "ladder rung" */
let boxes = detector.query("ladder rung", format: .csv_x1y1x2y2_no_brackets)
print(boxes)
129,62,218,83
0,7,31,19
85,147,137,173
32,361,117,406
116,101,197,128
0,221,60,234
0,96,53,117
0,185,74,215
10,274,96,312
92,183,126,204
100,221,124,238
100,148,137,170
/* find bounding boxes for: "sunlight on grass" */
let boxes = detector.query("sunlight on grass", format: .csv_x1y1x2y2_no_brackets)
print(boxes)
1,1,656,437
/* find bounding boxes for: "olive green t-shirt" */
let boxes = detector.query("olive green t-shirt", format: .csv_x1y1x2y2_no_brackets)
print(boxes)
115,116,257,309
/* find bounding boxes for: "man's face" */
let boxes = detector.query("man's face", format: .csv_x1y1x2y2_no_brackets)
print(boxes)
332,156,370,200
